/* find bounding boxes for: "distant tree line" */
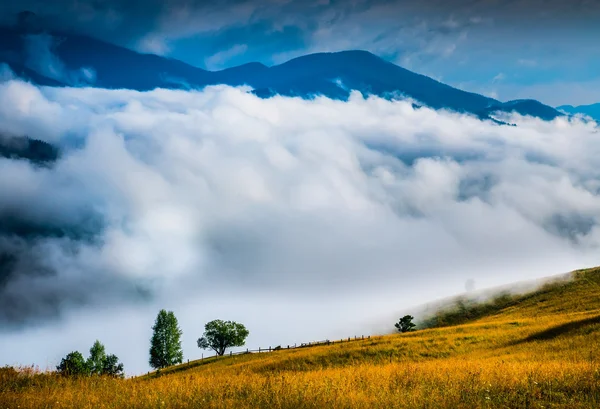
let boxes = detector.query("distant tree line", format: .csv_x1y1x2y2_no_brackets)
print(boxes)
0,134,59,165
56,310,251,377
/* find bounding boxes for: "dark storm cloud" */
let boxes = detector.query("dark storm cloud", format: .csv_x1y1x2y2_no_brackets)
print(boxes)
0,131,152,327
1,0,597,61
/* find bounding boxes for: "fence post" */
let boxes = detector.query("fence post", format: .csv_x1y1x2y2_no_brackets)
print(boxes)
247,348,249,353
259,347,261,353
230,351,232,357
348,337,350,341
287,345,289,349
187,359,189,365
201,353,203,360
269,346,271,352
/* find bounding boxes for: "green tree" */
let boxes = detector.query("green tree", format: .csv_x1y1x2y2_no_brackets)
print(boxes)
87,340,106,375
57,351,89,376
395,315,417,333
102,354,125,378
197,320,249,356
149,309,184,369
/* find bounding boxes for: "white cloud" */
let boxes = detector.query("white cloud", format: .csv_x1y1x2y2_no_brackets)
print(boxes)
136,34,171,56
204,44,249,70
21,34,98,86
0,64,15,81
0,81,599,374
492,72,505,83
517,59,538,67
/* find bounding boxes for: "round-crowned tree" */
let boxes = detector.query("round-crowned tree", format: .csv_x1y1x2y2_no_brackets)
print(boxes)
57,351,89,376
149,309,184,369
197,320,249,356
102,354,125,378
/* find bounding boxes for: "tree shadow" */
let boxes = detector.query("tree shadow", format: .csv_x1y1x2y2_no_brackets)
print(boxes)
513,315,600,344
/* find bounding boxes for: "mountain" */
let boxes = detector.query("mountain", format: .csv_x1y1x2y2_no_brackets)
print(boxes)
0,134,58,165
479,99,565,122
0,26,563,121
557,103,600,122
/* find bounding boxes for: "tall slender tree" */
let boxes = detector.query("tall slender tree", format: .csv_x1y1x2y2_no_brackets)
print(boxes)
87,340,106,375
149,309,184,369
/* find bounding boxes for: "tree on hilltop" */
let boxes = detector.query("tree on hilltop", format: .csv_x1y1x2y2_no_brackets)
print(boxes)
57,351,89,376
88,340,106,375
102,354,125,378
395,315,416,333
149,309,184,369
197,320,249,356
57,341,124,377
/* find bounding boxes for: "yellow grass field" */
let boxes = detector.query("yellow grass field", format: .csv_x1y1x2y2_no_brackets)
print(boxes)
3,267,600,409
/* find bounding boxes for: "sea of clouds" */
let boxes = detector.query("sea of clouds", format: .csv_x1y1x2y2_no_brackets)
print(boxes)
1,77,599,373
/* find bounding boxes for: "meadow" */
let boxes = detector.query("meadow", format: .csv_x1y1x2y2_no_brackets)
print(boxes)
2,267,600,409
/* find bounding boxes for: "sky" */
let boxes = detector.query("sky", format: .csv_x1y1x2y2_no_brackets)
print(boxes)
1,74,600,374
0,0,599,106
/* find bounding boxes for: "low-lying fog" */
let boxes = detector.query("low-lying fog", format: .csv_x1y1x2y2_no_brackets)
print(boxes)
1,76,599,374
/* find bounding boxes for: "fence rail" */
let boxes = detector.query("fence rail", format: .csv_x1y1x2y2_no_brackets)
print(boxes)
146,335,372,376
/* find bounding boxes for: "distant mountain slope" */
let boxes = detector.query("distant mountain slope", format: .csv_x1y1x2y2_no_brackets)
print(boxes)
480,99,565,121
0,26,563,121
248,50,497,113
420,267,599,328
558,103,600,121
0,134,58,165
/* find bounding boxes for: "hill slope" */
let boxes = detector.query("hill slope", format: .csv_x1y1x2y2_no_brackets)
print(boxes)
0,26,563,121
3,266,600,408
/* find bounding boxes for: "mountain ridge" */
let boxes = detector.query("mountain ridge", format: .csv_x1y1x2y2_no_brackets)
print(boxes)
558,103,600,122
0,26,563,121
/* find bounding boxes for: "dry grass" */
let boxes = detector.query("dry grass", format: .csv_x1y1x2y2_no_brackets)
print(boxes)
3,267,600,409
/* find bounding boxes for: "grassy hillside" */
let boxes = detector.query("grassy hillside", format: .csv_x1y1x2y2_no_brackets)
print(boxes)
3,267,600,409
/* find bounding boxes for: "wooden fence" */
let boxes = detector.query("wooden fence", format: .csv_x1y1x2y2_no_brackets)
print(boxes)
146,334,372,376
197,334,372,360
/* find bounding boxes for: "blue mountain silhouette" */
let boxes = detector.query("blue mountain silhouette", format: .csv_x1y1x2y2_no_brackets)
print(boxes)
0,26,563,121
558,104,600,122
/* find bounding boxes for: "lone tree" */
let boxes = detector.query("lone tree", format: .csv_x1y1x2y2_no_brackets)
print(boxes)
57,351,89,376
149,309,184,369
88,340,106,375
395,315,417,333
197,320,249,356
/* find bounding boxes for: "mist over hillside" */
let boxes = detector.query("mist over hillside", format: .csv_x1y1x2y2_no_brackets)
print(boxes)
0,75,599,372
